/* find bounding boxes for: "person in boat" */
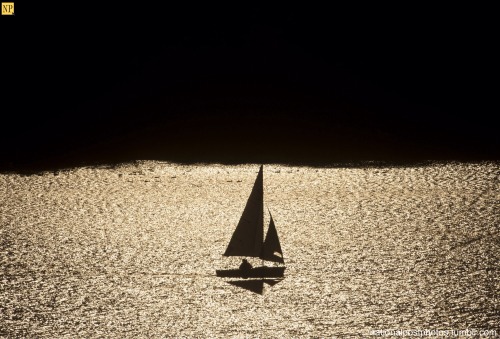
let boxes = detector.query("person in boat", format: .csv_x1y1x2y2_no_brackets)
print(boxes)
239,259,253,271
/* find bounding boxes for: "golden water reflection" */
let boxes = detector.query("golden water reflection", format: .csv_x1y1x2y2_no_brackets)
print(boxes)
1,161,498,337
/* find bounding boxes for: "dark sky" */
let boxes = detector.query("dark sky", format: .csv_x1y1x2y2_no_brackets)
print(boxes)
2,4,497,168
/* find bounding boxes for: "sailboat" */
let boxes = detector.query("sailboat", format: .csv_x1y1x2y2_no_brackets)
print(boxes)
216,165,286,278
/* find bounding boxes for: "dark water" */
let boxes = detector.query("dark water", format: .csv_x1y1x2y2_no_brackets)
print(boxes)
1,162,498,337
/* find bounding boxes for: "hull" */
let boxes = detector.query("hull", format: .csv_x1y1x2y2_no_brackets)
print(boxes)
216,266,285,278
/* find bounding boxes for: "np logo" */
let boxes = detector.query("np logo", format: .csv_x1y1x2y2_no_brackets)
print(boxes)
2,2,14,15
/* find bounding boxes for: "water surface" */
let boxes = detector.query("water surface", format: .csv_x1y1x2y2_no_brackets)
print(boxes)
1,162,498,337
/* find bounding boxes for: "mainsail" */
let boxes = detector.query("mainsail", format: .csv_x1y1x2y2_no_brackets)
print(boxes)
223,165,264,257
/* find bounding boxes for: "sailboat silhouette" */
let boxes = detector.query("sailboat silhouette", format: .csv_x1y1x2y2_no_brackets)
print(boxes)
216,165,286,278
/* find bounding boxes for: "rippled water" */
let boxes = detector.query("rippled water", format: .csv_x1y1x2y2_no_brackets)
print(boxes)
1,161,499,337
